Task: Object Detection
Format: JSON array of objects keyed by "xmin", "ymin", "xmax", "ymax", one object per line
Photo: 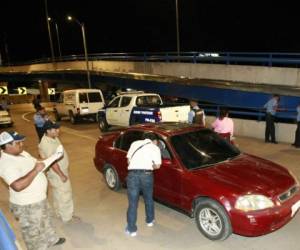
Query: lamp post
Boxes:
[
  {"xmin": 67, "ymin": 16, "xmax": 91, "ymax": 89},
  {"xmin": 44, "ymin": 0, "xmax": 55, "ymax": 61},
  {"xmin": 48, "ymin": 17, "xmax": 62, "ymax": 60},
  {"xmin": 175, "ymin": 0, "xmax": 180, "ymax": 58}
]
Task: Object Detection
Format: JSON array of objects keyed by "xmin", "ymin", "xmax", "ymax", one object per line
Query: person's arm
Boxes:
[
  {"xmin": 10, "ymin": 162, "xmax": 45, "ymax": 192},
  {"xmin": 51, "ymin": 162, "xmax": 68, "ymax": 182},
  {"xmin": 188, "ymin": 110, "xmax": 194, "ymax": 123},
  {"xmin": 152, "ymin": 146, "xmax": 162, "ymax": 170}
]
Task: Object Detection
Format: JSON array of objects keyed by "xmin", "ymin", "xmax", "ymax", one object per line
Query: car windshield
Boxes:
[{"xmin": 171, "ymin": 129, "xmax": 240, "ymax": 170}]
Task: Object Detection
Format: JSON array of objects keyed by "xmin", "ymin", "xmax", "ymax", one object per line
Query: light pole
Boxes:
[
  {"xmin": 67, "ymin": 15, "xmax": 91, "ymax": 89},
  {"xmin": 175, "ymin": 0, "xmax": 180, "ymax": 58},
  {"xmin": 48, "ymin": 17, "xmax": 62, "ymax": 60},
  {"xmin": 44, "ymin": 0, "xmax": 55, "ymax": 61}
]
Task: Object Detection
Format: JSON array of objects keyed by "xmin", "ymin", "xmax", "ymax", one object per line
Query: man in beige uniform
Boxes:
[
  {"xmin": 38, "ymin": 120, "xmax": 76, "ymax": 223},
  {"xmin": 0, "ymin": 131, "xmax": 65, "ymax": 250}
]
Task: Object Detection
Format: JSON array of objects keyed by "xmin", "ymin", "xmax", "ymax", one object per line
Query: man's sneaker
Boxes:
[
  {"xmin": 147, "ymin": 220, "xmax": 155, "ymax": 227},
  {"xmin": 125, "ymin": 228, "xmax": 137, "ymax": 237}
]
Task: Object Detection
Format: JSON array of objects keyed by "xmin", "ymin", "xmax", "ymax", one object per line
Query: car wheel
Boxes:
[
  {"xmin": 98, "ymin": 118, "xmax": 108, "ymax": 132},
  {"xmin": 69, "ymin": 111, "xmax": 76, "ymax": 124},
  {"xmin": 104, "ymin": 165, "xmax": 120, "ymax": 191},
  {"xmin": 194, "ymin": 199, "xmax": 232, "ymax": 241},
  {"xmin": 54, "ymin": 110, "xmax": 61, "ymax": 121}
]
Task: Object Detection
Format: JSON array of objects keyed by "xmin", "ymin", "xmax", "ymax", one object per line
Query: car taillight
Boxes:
[
  {"xmin": 154, "ymin": 111, "xmax": 162, "ymax": 121},
  {"xmin": 76, "ymin": 107, "xmax": 80, "ymax": 114}
]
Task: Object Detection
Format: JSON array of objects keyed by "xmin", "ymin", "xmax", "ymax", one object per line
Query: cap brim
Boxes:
[{"xmin": 13, "ymin": 134, "xmax": 26, "ymax": 141}]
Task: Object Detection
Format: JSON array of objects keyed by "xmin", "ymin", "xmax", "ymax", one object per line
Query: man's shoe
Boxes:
[
  {"xmin": 125, "ymin": 228, "xmax": 137, "ymax": 237},
  {"xmin": 146, "ymin": 220, "xmax": 155, "ymax": 227},
  {"xmin": 54, "ymin": 238, "xmax": 66, "ymax": 246},
  {"xmin": 271, "ymin": 141, "xmax": 278, "ymax": 144},
  {"xmin": 292, "ymin": 143, "xmax": 296, "ymax": 146}
]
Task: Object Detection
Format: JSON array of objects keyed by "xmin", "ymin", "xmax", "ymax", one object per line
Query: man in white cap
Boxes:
[
  {"xmin": 0, "ymin": 131, "xmax": 65, "ymax": 250},
  {"xmin": 39, "ymin": 120, "xmax": 78, "ymax": 223}
]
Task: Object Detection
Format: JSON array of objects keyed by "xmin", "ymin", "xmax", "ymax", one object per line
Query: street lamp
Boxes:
[
  {"xmin": 48, "ymin": 17, "xmax": 62, "ymax": 60},
  {"xmin": 44, "ymin": 0, "xmax": 55, "ymax": 62},
  {"xmin": 67, "ymin": 15, "xmax": 91, "ymax": 89},
  {"xmin": 175, "ymin": 0, "xmax": 180, "ymax": 58}
]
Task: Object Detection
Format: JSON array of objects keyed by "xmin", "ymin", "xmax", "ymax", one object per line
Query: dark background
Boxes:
[{"xmin": 0, "ymin": 1, "xmax": 299, "ymax": 62}]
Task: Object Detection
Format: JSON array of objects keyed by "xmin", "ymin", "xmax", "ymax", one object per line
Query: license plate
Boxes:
[
  {"xmin": 291, "ymin": 200, "xmax": 300, "ymax": 217},
  {"xmin": 81, "ymin": 108, "xmax": 89, "ymax": 114}
]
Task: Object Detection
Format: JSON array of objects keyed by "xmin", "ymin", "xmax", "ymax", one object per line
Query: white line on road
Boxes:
[{"xmin": 22, "ymin": 112, "xmax": 33, "ymax": 122}]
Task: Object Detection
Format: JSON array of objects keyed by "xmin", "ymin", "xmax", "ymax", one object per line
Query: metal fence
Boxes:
[{"xmin": 5, "ymin": 52, "xmax": 300, "ymax": 67}]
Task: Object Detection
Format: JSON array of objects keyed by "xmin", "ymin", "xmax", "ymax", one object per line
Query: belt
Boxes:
[{"xmin": 128, "ymin": 169, "xmax": 152, "ymax": 173}]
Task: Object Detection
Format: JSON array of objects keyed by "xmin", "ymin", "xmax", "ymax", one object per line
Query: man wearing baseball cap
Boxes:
[
  {"xmin": 39, "ymin": 120, "xmax": 78, "ymax": 223},
  {"xmin": 0, "ymin": 131, "xmax": 65, "ymax": 250}
]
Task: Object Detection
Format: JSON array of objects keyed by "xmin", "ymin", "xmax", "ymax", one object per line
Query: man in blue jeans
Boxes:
[{"xmin": 125, "ymin": 133, "xmax": 162, "ymax": 237}]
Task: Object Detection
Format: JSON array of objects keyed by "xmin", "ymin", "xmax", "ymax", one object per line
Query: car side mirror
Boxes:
[{"xmin": 162, "ymin": 158, "xmax": 173, "ymax": 166}]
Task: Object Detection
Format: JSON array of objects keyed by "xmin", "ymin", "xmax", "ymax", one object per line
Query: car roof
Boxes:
[
  {"xmin": 63, "ymin": 89, "xmax": 101, "ymax": 93},
  {"xmin": 118, "ymin": 92, "xmax": 159, "ymax": 97},
  {"xmin": 127, "ymin": 122, "xmax": 204, "ymax": 137}
]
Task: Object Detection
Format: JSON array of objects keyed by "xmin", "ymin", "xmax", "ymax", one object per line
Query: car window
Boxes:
[
  {"xmin": 120, "ymin": 96, "xmax": 132, "ymax": 107},
  {"xmin": 171, "ymin": 129, "xmax": 240, "ymax": 170},
  {"xmin": 88, "ymin": 92, "xmax": 102, "ymax": 103},
  {"xmin": 115, "ymin": 130, "xmax": 144, "ymax": 151},
  {"xmin": 108, "ymin": 97, "xmax": 121, "ymax": 108},
  {"xmin": 158, "ymin": 139, "xmax": 172, "ymax": 160},
  {"xmin": 136, "ymin": 95, "xmax": 162, "ymax": 106},
  {"xmin": 79, "ymin": 93, "xmax": 88, "ymax": 103}
]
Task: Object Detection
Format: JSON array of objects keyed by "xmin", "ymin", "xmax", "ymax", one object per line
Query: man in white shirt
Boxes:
[
  {"xmin": 125, "ymin": 133, "xmax": 161, "ymax": 237},
  {"xmin": 39, "ymin": 120, "xmax": 78, "ymax": 223},
  {"xmin": 0, "ymin": 131, "xmax": 65, "ymax": 250}
]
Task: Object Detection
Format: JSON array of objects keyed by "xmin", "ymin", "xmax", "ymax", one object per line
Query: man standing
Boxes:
[
  {"xmin": 0, "ymin": 131, "xmax": 65, "ymax": 250},
  {"xmin": 188, "ymin": 100, "xmax": 206, "ymax": 126},
  {"xmin": 125, "ymin": 133, "xmax": 161, "ymax": 237},
  {"xmin": 292, "ymin": 103, "xmax": 300, "ymax": 148},
  {"xmin": 38, "ymin": 120, "xmax": 77, "ymax": 223},
  {"xmin": 264, "ymin": 94, "xmax": 280, "ymax": 144},
  {"xmin": 33, "ymin": 106, "xmax": 48, "ymax": 141}
]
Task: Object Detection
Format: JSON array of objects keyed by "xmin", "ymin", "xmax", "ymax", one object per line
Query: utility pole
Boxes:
[{"xmin": 44, "ymin": 0, "xmax": 55, "ymax": 61}]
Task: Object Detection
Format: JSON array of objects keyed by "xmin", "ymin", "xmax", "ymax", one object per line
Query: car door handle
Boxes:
[
  {"xmin": 114, "ymin": 110, "xmax": 118, "ymax": 112},
  {"xmin": 125, "ymin": 110, "xmax": 129, "ymax": 112}
]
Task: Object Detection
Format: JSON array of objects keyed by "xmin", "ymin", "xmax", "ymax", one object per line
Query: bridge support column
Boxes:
[{"xmin": 39, "ymin": 81, "xmax": 49, "ymax": 102}]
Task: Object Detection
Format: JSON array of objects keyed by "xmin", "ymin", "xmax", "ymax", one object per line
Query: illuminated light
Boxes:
[
  {"xmin": 67, "ymin": 16, "xmax": 73, "ymax": 21},
  {"xmin": 47, "ymin": 17, "xmax": 51, "ymax": 21}
]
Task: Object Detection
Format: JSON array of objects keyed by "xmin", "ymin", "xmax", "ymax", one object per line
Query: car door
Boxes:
[
  {"xmin": 87, "ymin": 91, "xmax": 105, "ymax": 114},
  {"xmin": 119, "ymin": 96, "xmax": 132, "ymax": 126},
  {"xmin": 106, "ymin": 96, "xmax": 121, "ymax": 125},
  {"xmin": 112, "ymin": 130, "xmax": 145, "ymax": 181},
  {"xmin": 153, "ymin": 136, "xmax": 183, "ymax": 207}
]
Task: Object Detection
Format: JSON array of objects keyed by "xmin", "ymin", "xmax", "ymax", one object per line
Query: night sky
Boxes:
[{"xmin": 0, "ymin": 1, "xmax": 299, "ymax": 63}]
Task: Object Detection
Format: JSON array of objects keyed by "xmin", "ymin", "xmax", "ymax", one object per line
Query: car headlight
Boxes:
[{"xmin": 235, "ymin": 195, "xmax": 274, "ymax": 212}]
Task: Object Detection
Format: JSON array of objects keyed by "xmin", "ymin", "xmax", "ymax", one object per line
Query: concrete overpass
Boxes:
[{"xmin": 1, "ymin": 56, "xmax": 300, "ymax": 143}]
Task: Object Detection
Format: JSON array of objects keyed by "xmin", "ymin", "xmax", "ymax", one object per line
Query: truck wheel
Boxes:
[
  {"xmin": 54, "ymin": 110, "xmax": 61, "ymax": 121},
  {"xmin": 194, "ymin": 198, "xmax": 232, "ymax": 241},
  {"xmin": 98, "ymin": 118, "xmax": 108, "ymax": 132},
  {"xmin": 69, "ymin": 111, "xmax": 77, "ymax": 124}
]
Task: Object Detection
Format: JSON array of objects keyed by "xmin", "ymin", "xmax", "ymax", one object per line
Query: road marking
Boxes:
[
  {"xmin": 61, "ymin": 127, "xmax": 98, "ymax": 142},
  {"xmin": 22, "ymin": 112, "xmax": 33, "ymax": 122}
]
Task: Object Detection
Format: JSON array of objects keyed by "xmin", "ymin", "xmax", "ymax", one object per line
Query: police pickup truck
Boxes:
[{"xmin": 97, "ymin": 92, "xmax": 190, "ymax": 131}]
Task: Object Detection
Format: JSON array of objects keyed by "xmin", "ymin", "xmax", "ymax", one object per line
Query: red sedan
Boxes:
[{"xmin": 94, "ymin": 123, "xmax": 300, "ymax": 240}]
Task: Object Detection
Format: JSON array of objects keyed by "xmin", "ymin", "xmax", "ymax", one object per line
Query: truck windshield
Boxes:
[
  {"xmin": 136, "ymin": 95, "xmax": 162, "ymax": 106},
  {"xmin": 171, "ymin": 129, "xmax": 240, "ymax": 170}
]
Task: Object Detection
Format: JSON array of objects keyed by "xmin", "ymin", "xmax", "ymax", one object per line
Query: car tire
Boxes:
[
  {"xmin": 103, "ymin": 165, "xmax": 121, "ymax": 191},
  {"xmin": 69, "ymin": 111, "xmax": 76, "ymax": 124},
  {"xmin": 194, "ymin": 198, "xmax": 232, "ymax": 241},
  {"xmin": 98, "ymin": 118, "xmax": 108, "ymax": 132},
  {"xmin": 54, "ymin": 110, "xmax": 61, "ymax": 121}
]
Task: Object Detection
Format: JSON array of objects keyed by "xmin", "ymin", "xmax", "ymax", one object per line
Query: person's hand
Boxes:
[
  {"xmin": 60, "ymin": 174, "xmax": 68, "ymax": 183},
  {"xmin": 34, "ymin": 162, "xmax": 45, "ymax": 173}
]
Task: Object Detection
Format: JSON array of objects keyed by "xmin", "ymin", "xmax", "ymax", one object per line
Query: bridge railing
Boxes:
[
  {"xmin": 5, "ymin": 52, "xmax": 300, "ymax": 67},
  {"xmin": 197, "ymin": 102, "xmax": 298, "ymax": 123}
]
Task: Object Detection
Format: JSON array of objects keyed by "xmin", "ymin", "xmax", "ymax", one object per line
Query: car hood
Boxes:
[{"xmin": 192, "ymin": 154, "xmax": 296, "ymax": 197}]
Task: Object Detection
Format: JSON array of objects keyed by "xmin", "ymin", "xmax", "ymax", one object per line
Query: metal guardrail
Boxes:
[{"xmin": 4, "ymin": 52, "xmax": 300, "ymax": 67}]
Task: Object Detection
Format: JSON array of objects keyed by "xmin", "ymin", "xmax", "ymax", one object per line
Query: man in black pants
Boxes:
[{"xmin": 264, "ymin": 95, "xmax": 280, "ymax": 144}]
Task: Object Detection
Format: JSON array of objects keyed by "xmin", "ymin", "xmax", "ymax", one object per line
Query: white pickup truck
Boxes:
[{"xmin": 97, "ymin": 92, "xmax": 190, "ymax": 131}]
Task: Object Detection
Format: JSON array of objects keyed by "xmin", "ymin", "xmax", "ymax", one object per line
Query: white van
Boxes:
[{"xmin": 53, "ymin": 89, "xmax": 105, "ymax": 124}]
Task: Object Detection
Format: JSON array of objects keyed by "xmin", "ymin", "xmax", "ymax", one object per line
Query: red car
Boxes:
[{"xmin": 94, "ymin": 123, "xmax": 300, "ymax": 240}]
